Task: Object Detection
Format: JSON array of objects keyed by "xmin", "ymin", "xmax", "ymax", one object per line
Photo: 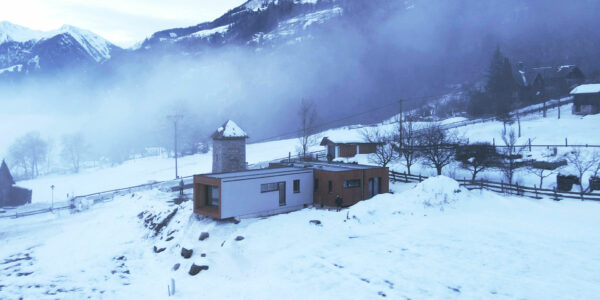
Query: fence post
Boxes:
[
  {"xmin": 553, "ymin": 187, "xmax": 559, "ymax": 201},
  {"xmin": 404, "ymin": 172, "xmax": 408, "ymax": 183},
  {"xmin": 534, "ymin": 185, "xmax": 538, "ymax": 199},
  {"xmin": 528, "ymin": 138, "xmax": 531, "ymax": 152},
  {"xmin": 565, "ymin": 138, "xmax": 568, "ymax": 147},
  {"xmin": 501, "ymin": 181, "xmax": 504, "ymax": 194},
  {"xmin": 419, "ymin": 174, "xmax": 422, "ymax": 182}
]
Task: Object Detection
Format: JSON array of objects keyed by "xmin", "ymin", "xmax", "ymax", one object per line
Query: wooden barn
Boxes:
[
  {"xmin": 571, "ymin": 84, "xmax": 600, "ymax": 115},
  {"xmin": 515, "ymin": 64, "xmax": 586, "ymax": 102},
  {"xmin": 0, "ymin": 160, "xmax": 32, "ymax": 207},
  {"xmin": 320, "ymin": 137, "xmax": 380, "ymax": 159}
]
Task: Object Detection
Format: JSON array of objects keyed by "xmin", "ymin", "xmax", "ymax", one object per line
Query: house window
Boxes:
[
  {"xmin": 261, "ymin": 182, "xmax": 279, "ymax": 193},
  {"xmin": 206, "ymin": 186, "xmax": 219, "ymax": 206},
  {"xmin": 344, "ymin": 179, "xmax": 361, "ymax": 189},
  {"xmin": 328, "ymin": 181, "xmax": 333, "ymax": 194},
  {"xmin": 314, "ymin": 179, "xmax": 319, "ymax": 192},
  {"xmin": 293, "ymin": 180, "xmax": 300, "ymax": 193}
]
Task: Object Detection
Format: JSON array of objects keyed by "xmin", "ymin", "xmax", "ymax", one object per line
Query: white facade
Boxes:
[{"xmin": 219, "ymin": 168, "xmax": 314, "ymax": 219}]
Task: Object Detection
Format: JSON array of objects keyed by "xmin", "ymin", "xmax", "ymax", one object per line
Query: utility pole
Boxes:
[{"xmin": 167, "ymin": 114, "xmax": 183, "ymax": 179}]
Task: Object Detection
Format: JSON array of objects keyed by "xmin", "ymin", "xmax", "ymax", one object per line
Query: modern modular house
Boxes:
[
  {"xmin": 273, "ymin": 162, "xmax": 389, "ymax": 207},
  {"xmin": 193, "ymin": 167, "xmax": 314, "ymax": 219}
]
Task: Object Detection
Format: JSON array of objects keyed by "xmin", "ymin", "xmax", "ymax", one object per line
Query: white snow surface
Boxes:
[
  {"xmin": 177, "ymin": 25, "xmax": 229, "ymax": 41},
  {"xmin": 0, "ymin": 21, "xmax": 46, "ymax": 43},
  {"xmin": 217, "ymin": 120, "xmax": 248, "ymax": 138},
  {"xmin": 244, "ymin": 0, "xmax": 319, "ymax": 11},
  {"xmin": 571, "ymin": 84, "xmax": 600, "ymax": 95},
  {"xmin": 0, "ymin": 64, "xmax": 22, "ymax": 74},
  {"xmin": 1, "ymin": 178, "xmax": 599, "ymax": 298}
]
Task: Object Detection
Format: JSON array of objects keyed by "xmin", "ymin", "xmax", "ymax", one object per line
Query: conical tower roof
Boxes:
[
  {"xmin": 0, "ymin": 159, "xmax": 15, "ymax": 186},
  {"xmin": 212, "ymin": 120, "xmax": 248, "ymax": 140}
]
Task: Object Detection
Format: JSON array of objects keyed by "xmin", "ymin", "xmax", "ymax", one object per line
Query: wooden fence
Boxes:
[{"xmin": 389, "ymin": 170, "xmax": 600, "ymax": 201}]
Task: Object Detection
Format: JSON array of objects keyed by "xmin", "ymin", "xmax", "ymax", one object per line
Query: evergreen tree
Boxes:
[{"xmin": 485, "ymin": 47, "xmax": 517, "ymax": 119}]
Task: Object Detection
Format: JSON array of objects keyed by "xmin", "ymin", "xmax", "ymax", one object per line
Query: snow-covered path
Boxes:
[{"xmin": 1, "ymin": 178, "xmax": 599, "ymax": 299}]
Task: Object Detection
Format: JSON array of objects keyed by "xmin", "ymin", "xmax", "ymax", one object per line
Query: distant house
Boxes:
[
  {"xmin": 320, "ymin": 137, "xmax": 380, "ymax": 159},
  {"xmin": 571, "ymin": 84, "xmax": 600, "ymax": 115},
  {"xmin": 515, "ymin": 63, "xmax": 586, "ymax": 102},
  {"xmin": 0, "ymin": 160, "xmax": 32, "ymax": 207}
]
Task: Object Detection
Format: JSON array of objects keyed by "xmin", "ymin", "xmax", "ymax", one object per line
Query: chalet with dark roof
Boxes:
[
  {"xmin": 0, "ymin": 160, "xmax": 32, "ymax": 207},
  {"xmin": 515, "ymin": 63, "xmax": 585, "ymax": 102}
]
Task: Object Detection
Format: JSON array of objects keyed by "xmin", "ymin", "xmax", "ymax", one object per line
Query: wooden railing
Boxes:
[{"xmin": 389, "ymin": 170, "xmax": 600, "ymax": 201}]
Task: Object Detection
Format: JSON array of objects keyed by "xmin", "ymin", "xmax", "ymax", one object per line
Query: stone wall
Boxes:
[{"xmin": 212, "ymin": 138, "xmax": 246, "ymax": 173}]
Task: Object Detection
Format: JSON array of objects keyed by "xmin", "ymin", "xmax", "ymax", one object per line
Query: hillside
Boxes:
[{"xmin": 1, "ymin": 177, "xmax": 598, "ymax": 298}]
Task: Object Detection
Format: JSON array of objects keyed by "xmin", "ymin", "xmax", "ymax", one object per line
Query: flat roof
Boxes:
[
  {"xmin": 197, "ymin": 167, "xmax": 313, "ymax": 182},
  {"xmin": 275, "ymin": 161, "xmax": 382, "ymax": 172}
]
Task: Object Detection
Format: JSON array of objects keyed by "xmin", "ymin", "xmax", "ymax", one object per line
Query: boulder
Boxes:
[
  {"xmin": 201, "ymin": 253, "xmax": 206, "ymax": 257},
  {"xmin": 235, "ymin": 236, "xmax": 245, "ymax": 241},
  {"xmin": 189, "ymin": 264, "xmax": 209, "ymax": 276},
  {"xmin": 153, "ymin": 246, "xmax": 166, "ymax": 253},
  {"xmin": 199, "ymin": 232, "xmax": 210, "ymax": 241},
  {"xmin": 172, "ymin": 263, "xmax": 180, "ymax": 271},
  {"xmin": 309, "ymin": 220, "xmax": 322, "ymax": 226},
  {"xmin": 181, "ymin": 247, "xmax": 193, "ymax": 259}
]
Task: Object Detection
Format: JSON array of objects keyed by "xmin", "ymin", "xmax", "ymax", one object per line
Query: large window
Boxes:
[
  {"xmin": 293, "ymin": 180, "xmax": 300, "ymax": 193},
  {"xmin": 344, "ymin": 179, "xmax": 361, "ymax": 189},
  {"xmin": 206, "ymin": 186, "xmax": 219, "ymax": 206},
  {"xmin": 328, "ymin": 181, "xmax": 333, "ymax": 194},
  {"xmin": 261, "ymin": 182, "xmax": 279, "ymax": 193},
  {"xmin": 314, "ymin": 179, "xmax": 319, "ymax": 192}
]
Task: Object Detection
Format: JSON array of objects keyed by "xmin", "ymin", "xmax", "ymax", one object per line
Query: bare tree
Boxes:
[
  {"xmin": 566, "ymin": 149, "xmax": 599, "ymax": 195},
  {"xmin": 417, "ymin": 123, "xmax": 459, "ymax": 176},
  {"xmin": 392, "ymin": 115, "xmax": 419, "ymax": 175},
  {"xmin": 61, "ymin": 133, "xmax": 89, "ymax": 173},
  {"xmin": 362, "ymin": 128, "xmax": 397, "ymax": 167},
  {"xmin": 499, "ymin": 127, "xmax": 525, "ymax": 185},
  {"xmin": 8, "ymin": 131, "xmax": 48, "ymax": 179},
  {"xmin": 527, "ymin": 164, "xmax": 563, "ymax": 189},
  {"xmin": 298, "ymin": 99, "xmax": 318, "ymax": 159},
  {"xmin": 456, "ymin": 143, "xmax": 499, "ymax": 181}
]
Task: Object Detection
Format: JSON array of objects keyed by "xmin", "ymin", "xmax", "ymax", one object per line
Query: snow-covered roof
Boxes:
[
  {"xmin": 212, "ymin": 120, "xmax": 248, "ymax": 140},
  {"xmin": 570, "ymin": 84, "xmax": 600, "ymax": 95}
]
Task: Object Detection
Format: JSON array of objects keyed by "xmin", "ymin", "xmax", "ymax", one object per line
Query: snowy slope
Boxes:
[
  {"xmin": 1, "ymin": 178, "xmax": 599, "ymax": 298},
  {"xmin": 244, "ymin": 0, "xmax": 319, "ymax": 11},
  {"xmin": 0, "ymin": 21, "xmax": 46, "ymax": 43},
  {"xmin": 49, "ymin": 25, "xmax": 114, "ymax": 62}
]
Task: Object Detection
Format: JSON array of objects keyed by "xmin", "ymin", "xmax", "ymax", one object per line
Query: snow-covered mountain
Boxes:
[{"xmin": 0, "ymin": 22, "xmax": 122, "ymax": 78}]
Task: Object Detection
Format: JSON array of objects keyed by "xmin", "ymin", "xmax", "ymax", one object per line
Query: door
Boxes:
[
  {"xmin": 278, "ymin": 182, "xmax": 286, "ymax": 206},
  {"xmin": 368, "ymin": 177, "xmax": 380, "ymax": 198}
]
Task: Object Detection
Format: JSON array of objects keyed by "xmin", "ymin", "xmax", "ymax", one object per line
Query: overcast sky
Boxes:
[{"xmin": 0, "ymin": 0, "xmax": 247, "ymax": 47}]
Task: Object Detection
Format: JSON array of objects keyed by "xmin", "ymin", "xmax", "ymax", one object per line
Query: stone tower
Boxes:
[{"xmin": 212, "ymin": 120, "xmax": 248, "ymax": 173}]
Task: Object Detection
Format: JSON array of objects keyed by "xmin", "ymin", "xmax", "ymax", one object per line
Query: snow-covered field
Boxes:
[{"xmin": 1, "ymin": 177, "xmax": 599, "ymax": 299}]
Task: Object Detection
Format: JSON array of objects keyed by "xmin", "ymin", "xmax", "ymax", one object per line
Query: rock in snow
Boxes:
[
  {"xmin": 181, "ymin": 247, "xmax": 193, "ymax": 259},
  {"xmin": 189, "ymin": 264, "xmax": 209, "ymax": 276},
  {"xmin": 199, "ymin": 232, "xmax": 209, "ymax": 241}
]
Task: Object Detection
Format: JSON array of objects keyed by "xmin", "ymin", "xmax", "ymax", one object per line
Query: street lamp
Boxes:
[{"xmin": 50, "ymin": 185, "xmax": 55, "ymax": 210}]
